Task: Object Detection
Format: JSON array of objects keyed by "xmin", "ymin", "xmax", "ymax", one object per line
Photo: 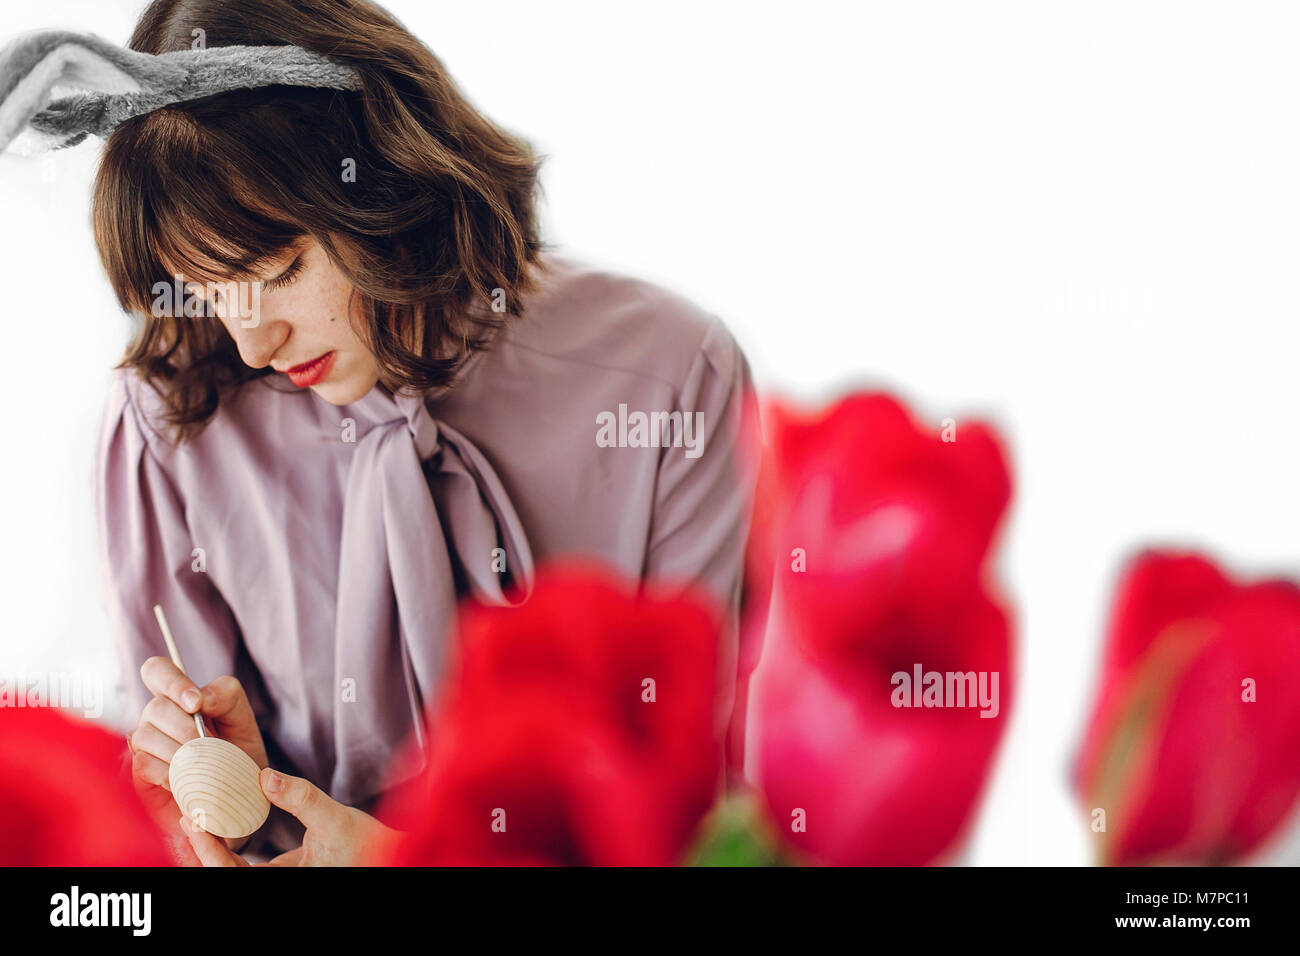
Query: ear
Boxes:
[
  {"xmin": 0, "ymin": 30, "xmax": 362, "ymax": 156},
  {"xmin": 0, "ymin": 31, "xmax": 151, "ymax": 153}
]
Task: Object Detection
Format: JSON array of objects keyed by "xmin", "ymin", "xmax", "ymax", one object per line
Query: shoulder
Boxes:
[
  {"xmin": 103, "ymin": 366, "xmax": 176, "ymax": 460},
  {"xmin": 103, "ymin": 366, "xmax": 277, "ymax": 465},
  {"xmin": 502, "ymin": 252, "xmax": 746, "ymax": 393}
]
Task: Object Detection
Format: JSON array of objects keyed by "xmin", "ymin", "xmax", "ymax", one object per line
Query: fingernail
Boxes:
[
  {"xmin": 265, "ymin": 770, "xmax": 284, "ymax": 793},
  {"xmin": 181, "ymin": 689, "xmax": 200, "ymax": 711},
  {"xmin": 178, "ymin": 816, "xmax": 190, "ymax": 833}
]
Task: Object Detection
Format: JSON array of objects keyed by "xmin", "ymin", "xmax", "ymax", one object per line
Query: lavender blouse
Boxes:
[{"xmin": 96, "ymin": 252, "xmax": 757, "ymax": 840}]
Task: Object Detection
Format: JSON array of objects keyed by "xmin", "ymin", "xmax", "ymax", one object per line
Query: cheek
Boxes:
[
  {"xmin": 275, "ymin": 285, "xmax": 352, "ymax": 338},
  {"xmin": 336, "ymin": 290, "xmax": 364, "ymax": 335},
  {"xmin": 318, "ymin": 279, "xmax": 364, "ymax": 336},
  {"xmin": 338, "ymin": 294, "xmax": 379, "ymax": 363}
]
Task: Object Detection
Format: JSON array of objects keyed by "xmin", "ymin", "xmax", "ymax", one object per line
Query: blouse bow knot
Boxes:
[{"xmin": 329, "ymin": 388, "xmax": 534, "ymax": 806}]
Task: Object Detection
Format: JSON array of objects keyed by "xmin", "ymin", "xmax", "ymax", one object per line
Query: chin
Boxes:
[{"xmin": 313, "ymin": 375, "xmax": 379, "ymax": 406}]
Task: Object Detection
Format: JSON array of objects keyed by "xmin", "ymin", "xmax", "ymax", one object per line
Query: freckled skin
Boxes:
[{"xmin": 212, "ymin": 239, "xmax": 381, "ymax": 405}]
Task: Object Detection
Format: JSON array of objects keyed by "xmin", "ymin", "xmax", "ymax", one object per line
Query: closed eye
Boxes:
[{"xmin": 263, "ymin": 255, "xmax": 305, "ymax": 292}]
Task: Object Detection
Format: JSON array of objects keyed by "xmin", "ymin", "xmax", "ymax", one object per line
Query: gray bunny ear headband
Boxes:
[{"xmin": 0, "ymin": 30, "xmax": 362, "ymax": 154}]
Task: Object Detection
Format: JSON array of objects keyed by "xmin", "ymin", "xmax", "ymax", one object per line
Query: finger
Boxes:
[
  {"xmin": 140, "ymin": 657, "xmax": 202, "ymax": 713},
  {"xmin": 261, "ymin": 847, "xmax": 305, "ymax": 867},
  {"xmin": 179, "ymin": 815, "xmax": 249, "ymax": 868},
  {"xmin": 200, "ymin": 675, "xmax": 254, "ymax": 723},
  {"xmin": 143, "ymin": 694, "xmax": 201, "ymax": 743},
  {"xmin": 131, "ymin": 749, "xmax": 172, "ymax": 791},
  {"xmin": 165, "ymin": 833, "xmax": 203, "ymax": 869},
  {"xmin": 129, "ymin": 721, "xmax": 184, "ymax": 763},
  {"xmin": 261, "ymin": 769, "xmax": 335, "ymax": 827},
  {"xmin": 133, "ymin": 770, "xmax": 179, "ymax": 818}
]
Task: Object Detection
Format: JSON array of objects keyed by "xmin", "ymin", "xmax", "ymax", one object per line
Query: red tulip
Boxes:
[
  {"xmin": 379, "ymin": 565, "xmax": 724, "ymax": 865},
  {"xmin": 726, "ymin": 387, "xmax": 771, "ymax": 779},
  {"xmin": 1075, "ymin": 551, "xmax": 1300, "ymax": 864},
  {"xmin": 763, "ymin": 395, "xmax": 1009, "ymax": 658},
  {"xmin": 381, "ymin": 689, "xmax": 682, "ymax": 865},
  {"xmin": 744, "ymin": 393, "xmax": 1014, "ymax": 865},
  {"xmin": 0, "ymin": 706, "xmax": 170, "ymax": 866}
]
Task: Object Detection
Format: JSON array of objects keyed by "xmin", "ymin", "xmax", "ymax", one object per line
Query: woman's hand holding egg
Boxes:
[{"xmin": 128, "ymin": 658, "xmax": 269, "ymax": 862}]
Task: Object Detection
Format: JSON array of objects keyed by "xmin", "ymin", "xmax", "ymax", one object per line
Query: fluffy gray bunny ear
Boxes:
[
  {"xmin": 0, "ymin": 30, "xmax": 361, "ymax": 155},
  {"xmin": 0, "ymin": 32, "xmax": 156, "ymax": 153}
]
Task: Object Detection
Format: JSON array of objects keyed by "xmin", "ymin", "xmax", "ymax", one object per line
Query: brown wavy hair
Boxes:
[{"xmin": 93, "ymin": 0, "xmax": 544, "ymax": 440}]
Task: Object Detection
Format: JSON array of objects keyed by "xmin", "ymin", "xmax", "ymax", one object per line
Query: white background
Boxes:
[{"xmin": 2, "ymin": 1, "xmax": 1298, "ymax": 866}]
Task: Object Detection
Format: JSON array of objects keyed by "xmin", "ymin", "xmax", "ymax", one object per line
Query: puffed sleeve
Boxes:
[
  {"xmin": 95, "ymin": 371, "xmax": 242, "ymax": 734},
  {"xmin": 643, "ymin": 316, "xmax": 760, "ymax": 734}
]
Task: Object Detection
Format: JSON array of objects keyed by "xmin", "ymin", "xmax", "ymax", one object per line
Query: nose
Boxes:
[{"xmin": 226, "ymin": 310, "xmax": 291, "ymax": 370}]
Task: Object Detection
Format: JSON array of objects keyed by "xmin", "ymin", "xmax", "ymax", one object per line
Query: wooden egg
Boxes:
[{"xmin": 169, "ymin": 736, "xmax": 270, "ymax": 840}]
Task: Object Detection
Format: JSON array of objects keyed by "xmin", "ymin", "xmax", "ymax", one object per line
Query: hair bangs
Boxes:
[{"xmin": 94, "ymin": 108, "xmax": 304, "ymax": 314}]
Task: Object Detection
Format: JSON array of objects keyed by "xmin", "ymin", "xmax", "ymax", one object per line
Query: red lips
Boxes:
[{"xmin": 286, "ymin": 351, "xmax": 335, "ymax": 388}]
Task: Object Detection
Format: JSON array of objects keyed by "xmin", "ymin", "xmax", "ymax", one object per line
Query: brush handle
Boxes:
[{"xmin": 152, "ymin": 604, "xmax": 207, "ymax": 739}]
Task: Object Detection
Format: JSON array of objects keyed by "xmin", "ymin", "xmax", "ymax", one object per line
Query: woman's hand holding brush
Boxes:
[
  {"xmin": 128, "ymin": 659, "xmax": 269, "ymax": 863},
  {"xmin": 131, "ymin": 660, "xmax": 269, "ymax": 777},
  {"xmin": 130, "ymin": 605, "xmax": 395, "ymax": 866}
]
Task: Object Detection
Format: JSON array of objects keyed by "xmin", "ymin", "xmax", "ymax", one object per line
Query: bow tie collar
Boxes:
[{"xmin": 327, "ymin": 385, "xmax": 534, "ymax": 806}]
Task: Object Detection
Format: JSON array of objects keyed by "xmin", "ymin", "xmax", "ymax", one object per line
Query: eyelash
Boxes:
[{"xmin": 263, "ymin": 256, "xmax": 304, "ymax": 291}]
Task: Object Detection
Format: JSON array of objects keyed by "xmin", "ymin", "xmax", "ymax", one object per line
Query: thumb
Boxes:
[
  {"xmin": 199, "ymin": 675, "xmax": 254, "ymax": 722},
  {"xmin": 260, "ymin": 768, "xmax": 338, "ymax": 828}
]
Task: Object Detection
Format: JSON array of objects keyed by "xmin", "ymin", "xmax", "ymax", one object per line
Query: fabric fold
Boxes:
[{"xmin": 330, "ymin": 387, "xmax": 534, "ymax": 806}]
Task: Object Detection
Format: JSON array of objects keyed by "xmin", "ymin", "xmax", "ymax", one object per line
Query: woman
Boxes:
[{"xmin": 94, "ymin": 0, "xmax": 756, "ymax": 864}]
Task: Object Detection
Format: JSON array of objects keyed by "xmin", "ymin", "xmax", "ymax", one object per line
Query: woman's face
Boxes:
[{"xmin": 212, "ymin": 238, "xmax": 381, "ymax": 405}]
